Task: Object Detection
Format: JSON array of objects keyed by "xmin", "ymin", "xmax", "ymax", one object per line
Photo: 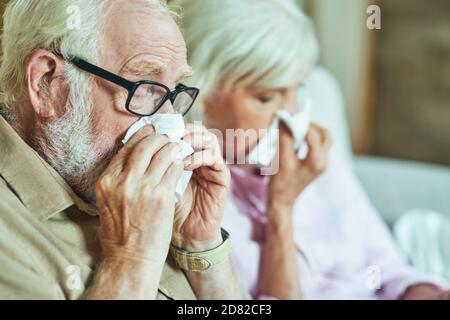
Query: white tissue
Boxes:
[
  {"xmin": 122, "ymin": 114, "xmax": 194, "ymax": 202},
  {"xmin": 247, "ymin": 98, "xmax": 312, "ymax": 167}
]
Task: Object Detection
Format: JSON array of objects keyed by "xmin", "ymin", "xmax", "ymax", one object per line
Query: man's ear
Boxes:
[{"xmin": 26, "ymin": 49, "xmax": 68, "ymax": 120}]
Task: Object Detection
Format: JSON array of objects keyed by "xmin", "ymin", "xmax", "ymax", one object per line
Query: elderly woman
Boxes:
[{"xmin": 172, "ymin": 0, "xmax": 449, "ymax": 299}]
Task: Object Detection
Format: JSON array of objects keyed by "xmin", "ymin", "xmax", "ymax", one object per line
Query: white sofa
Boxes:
[{"xmin": 307, "ymin": 66, "xmax": 450, "ymax": 226}]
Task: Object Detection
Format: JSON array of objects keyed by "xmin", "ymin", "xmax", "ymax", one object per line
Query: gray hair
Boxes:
[
  {"xmin": 0, "ymin": 0, "xmax": 168, "ymax": 117},
  {"xmin": 171, "ymin": 0, "xmax": 319, "ymax": 120}
]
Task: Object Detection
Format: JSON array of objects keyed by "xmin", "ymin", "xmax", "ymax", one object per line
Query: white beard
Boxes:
[{"xmin": 33, "ymin": 82, "xmax": 118, "ymax": 204}]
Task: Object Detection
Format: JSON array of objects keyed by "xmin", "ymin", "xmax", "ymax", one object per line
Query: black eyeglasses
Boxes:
[{"xmin": 57, "ymin": 54, "xmax": 199, "ymax": 117}]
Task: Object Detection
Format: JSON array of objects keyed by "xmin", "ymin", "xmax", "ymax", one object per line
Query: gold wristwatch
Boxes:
[{"xmin": 170, "ymin": 228, "xmax": 232, "ymax": 272}]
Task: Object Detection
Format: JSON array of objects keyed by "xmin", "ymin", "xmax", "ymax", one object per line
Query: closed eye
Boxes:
[{"xmin": 258, "ymin": 95, "xmax": 276, "ymax": 103}]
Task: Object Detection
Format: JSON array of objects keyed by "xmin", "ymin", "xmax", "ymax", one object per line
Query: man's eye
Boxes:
[{"xmin": 147, "ymin": 86, "xmax": 157, "ymax": 94}]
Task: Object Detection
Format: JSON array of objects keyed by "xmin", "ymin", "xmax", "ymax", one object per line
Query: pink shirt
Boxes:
[{"xmin": 222, "ymin": 152, "xmax": 446, "ymax": 299}]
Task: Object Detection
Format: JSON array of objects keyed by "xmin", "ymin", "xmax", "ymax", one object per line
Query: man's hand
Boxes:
[
  {"xmin": 87, "ymin": 125, "xmax": 184, "ymax": 299},
  {"xmin": 172, "ymin": 124, "xmax": 230, "ymax": 252},
  {"xmin": 96, "ymin": 125, "xmax": 184, "ymax": 260},
  {"xmin": 168, "ymin": 124, "xmax": 246, "ymax": 300}
]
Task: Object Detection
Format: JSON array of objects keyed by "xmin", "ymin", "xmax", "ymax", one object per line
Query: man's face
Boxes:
[
  {"xmin": 91, "ymin": 1, "xmax": 191, "ymax": 158},
  {"xmin": 41, "ymin": 1, "xmax": 191, "ymax": 203}
]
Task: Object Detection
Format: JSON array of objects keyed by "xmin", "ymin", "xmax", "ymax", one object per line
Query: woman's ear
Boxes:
[{"xmin": 26, "ymin": 49, "xmax": 68, "ymax": 120}]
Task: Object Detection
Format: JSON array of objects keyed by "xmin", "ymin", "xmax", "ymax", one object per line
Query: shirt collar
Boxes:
[{"xmin": 0, "ymin": 116, "xmax": 97, "ymax": 220}]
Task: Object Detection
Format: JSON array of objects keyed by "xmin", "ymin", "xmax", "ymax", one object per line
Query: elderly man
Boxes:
[{"xmin": 0, "ymin": 0, "xmax": 246, "ymax": 299}]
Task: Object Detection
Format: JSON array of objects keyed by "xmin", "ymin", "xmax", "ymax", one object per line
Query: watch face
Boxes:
[
  {"xmin": 173, "ymin": 250, "xmax": 211, "ymax": 271},
  {"xmin": 187, "ymin": 257, "xmax": 211, "ymax": 271}
]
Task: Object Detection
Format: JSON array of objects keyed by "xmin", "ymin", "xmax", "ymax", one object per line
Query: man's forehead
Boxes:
[
  {"xmin": 122, "ymin": 59, "xmax": 167, "ymax": 76},
  {"xmin": 122, "ymin": 58, "xmax": 193, "ymax": 82},
  {"xmin": 103, "ymin": 0, "xmax": 187, "ymax": 75}
]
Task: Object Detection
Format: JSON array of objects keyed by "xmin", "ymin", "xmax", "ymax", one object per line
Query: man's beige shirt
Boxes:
[{"xmin": 0, "ymin": 116, "xmax": 196, "ymax": 300}]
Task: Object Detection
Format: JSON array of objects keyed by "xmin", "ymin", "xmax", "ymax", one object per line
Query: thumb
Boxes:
[{"xmin": 278, "ymin": 122, "xmax": 296, "ymax": 158}]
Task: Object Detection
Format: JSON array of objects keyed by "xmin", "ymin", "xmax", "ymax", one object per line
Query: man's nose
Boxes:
[{"xmin": 157, "ymin": 99, "xmax": 176, "ymax": 114}]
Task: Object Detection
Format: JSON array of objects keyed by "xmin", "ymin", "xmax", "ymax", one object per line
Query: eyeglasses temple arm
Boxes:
[{"xmin": 70, "ymin": 57, "xmax": 135, "ymax": 91}]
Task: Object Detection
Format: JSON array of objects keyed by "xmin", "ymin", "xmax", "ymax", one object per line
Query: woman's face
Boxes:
[{"xmin": 203, "ymin": 83, "xmax": 302, "ymax": 161}]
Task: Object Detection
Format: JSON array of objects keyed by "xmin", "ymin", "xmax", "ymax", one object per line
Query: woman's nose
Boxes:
[
  {"xmin": 281, "ymin": 88, "xmax": 299, "ymax": 114},
  {"xmin": 282, "ymin": 98, "xmax": 299, "ymax": 115},
  {"xmin": 285, "ymin": 102, "xmax": 299, "ymax": 114}
]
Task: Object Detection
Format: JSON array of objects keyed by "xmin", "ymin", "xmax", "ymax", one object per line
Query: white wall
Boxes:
[{"xmin": 303, "ymin": 0, "xmax": 374, "ymax": 152}]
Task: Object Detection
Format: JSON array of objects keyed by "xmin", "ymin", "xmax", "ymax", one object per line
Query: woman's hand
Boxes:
[
  {"xmin": 258, "ymin": 122, "xmax": 332, "ymax": 300},
  {"xmin": 401, "ymin": 284, "xmax": 450, "ymax": 300},
  {"xmin": 268, "ymin": 122, "xmax": 332, "ymax": 215},
  {"xmin": 172, "ymin": 124, "xmax": 230, "ymax": 252}
]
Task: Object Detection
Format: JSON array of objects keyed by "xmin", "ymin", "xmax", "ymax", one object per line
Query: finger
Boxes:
[
  {"xmin": 302, "ymin": 125, "xmax": 325, "ymax": 166},
  {"xmin": 278, "ymin": 122, "xmax": 297, "ymax": 159},
  {"xmin": 159, "ymin": 159, "xmax": 185, "ymax": 192},
  {"xmin": 310, "ymin": 123, "xmax": 333, "ymax": 150},
  {"xmin": 145, "ymin": 142, "xmax": 182, "ymax": 184},
  {"xmin": 106, "ymin": 124, "xmax": 156, "ymax": 174},
  {"xmin": 182, "ymin": 131, "xmax": 217, "ymax": 151},
  {"xmin": 121, "ymin": 124, "xmax": 156, "ymax": 155},
  {"xmin": 182, "ymin": 131, "xmax": 223, "ymax": 167},
  {"xmin": 302, "ymin": 125, "xmax": 330, "ymax": 174},
  {"xmin": 183, "ymin": 149, "xmax": 223, "ymax": 171},
  {"xmin": 123, "ymin": 134, "xmax": 171, "ymax": 177}
]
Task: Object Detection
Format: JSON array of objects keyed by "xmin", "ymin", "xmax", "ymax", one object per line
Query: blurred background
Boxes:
[{"xmin": 300, "ymin": 0, "xmax": 450, "ymax": 165}]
